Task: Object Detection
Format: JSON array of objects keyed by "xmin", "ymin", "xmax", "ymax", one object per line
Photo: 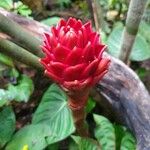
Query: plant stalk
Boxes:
[
  {"xmin": 119, "ymin": 0, "xmax": 148, "ymax": 63},
  {"xmin": 0, "ymin": 39, "xmax": 43, "ymax": 71},
  {"xmin": 0, "ymin": 13, "xmax": 43, "ymax": 57},
  {"xmin": 67, "ymin": 90, "xmax": 89, "ymax": 137}
]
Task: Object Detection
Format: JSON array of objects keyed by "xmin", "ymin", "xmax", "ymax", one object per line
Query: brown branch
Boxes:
[{"xmin": 91, "ymin": 0, "xmax": 101, "ymax": 32}]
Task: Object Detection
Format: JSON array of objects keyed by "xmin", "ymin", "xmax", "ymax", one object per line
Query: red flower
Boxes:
[{"xmin": 40, "ymin": 17, "xmax": 110, "ymax": 90}]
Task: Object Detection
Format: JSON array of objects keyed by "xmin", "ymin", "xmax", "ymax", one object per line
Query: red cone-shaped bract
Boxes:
[{"xmin": 40, "ymin": 17, "xmax": 110, "ymax": 90}]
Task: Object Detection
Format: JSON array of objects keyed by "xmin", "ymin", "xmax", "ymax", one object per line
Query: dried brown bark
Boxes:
[{"xmin": 0, "ymin": 9, "xmax": 150, "ymax": 150}]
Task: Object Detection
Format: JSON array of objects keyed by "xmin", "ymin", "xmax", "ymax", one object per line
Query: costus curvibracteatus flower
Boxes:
[{"xmin": 40, "ymin": 17, "xmax": 110, "ymax": 91}]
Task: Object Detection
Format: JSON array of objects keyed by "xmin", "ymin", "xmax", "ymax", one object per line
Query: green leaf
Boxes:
[
  {"xmin": 17, "ymin": 2, "xmax": 32, "ymax": 17},
  {"xmin": 107, "ymin": 24, "xmax": 150, "ymax": 61},
  {"xmin": 86, "ymin": 97, "xmax": 96, "ymax": 113},
  {"xmin": 136, "ymin": 67, "xmax": 148, "ymax": 79},
  {"xmin": 32, "ymin": 84, "xmax": 75, "ymax": 144},
  {"xmin": 71, "ymin": 136, "xmax": 101, "ymax": 150},
  {"xmin": 0, "ymin": 75, "xmax": 34, "ymax": 106},
  {"xmin": 0, "ymin": 0, "xmax": 13, "ymax": 10},
  {"xmin": 139, "ymin": 21, "xmax": 150, "ymax": 44},
  {"xmin": 94, "ymin": 114, "xmax": 116, "ymax": 150},
  {"xmin": 130, "ymin": 35, "xmax": 150, "ymax": 61},
  {"xmin": 114, "ymin": 124, "xmax": 125, "ymax": 150},
  {"xmin": 0, "ymin": 106, "xmax": 16, "ymax": 149},
  {"xmin": 120, "ymin": 131, "xmax": 136, "ymax": 150},
  {"xmin": 46, "ymin": 143, "xmax": 59, "ymax": 150},
  {"xmin": 57, "ymin": 0, "xmax": 71, "ymax": 5},
  {"xmin": 41, "ymin": 17, "xmax": 61, "ymax": 26},
  {"xmin": 7, "ymin": 75, "xmax": 34, "ymax": 102},
  {"xmin": 0, "ymin": 89, "xmax": 9, "ymax": 107},
  {"xmin": 107, "ymin": 25, "xmax": 123, "ymax": 58},
  {"xmin": 6, "ymin": 124, "xmax": 55, "ymax": 150},
  {"xmin": 0, "ymin": 53, "xmax": 14, "ymax": 67},
  {"xmin": 9, "ymin": 68, "xmax": 19, "ymax": 78}
]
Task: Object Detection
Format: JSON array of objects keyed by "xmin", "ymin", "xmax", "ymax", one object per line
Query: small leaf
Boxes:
[
  {"xmin": 136, "ymin": 67, "xmax": 148, "ymax": 79},
  {"xmin": 120, "ymin": 131, "xmax": 136, "ymax": 150},
  {"xmin": 0, "ymin": 89, "xmax": 9, "ymax": 107},
  {"xmin": 17, "ymin": 3, "xmax": 32, "ymax": 17},
  {"xmin": 32, "ymin": 84, "xmax": 75, "ymax": 144},
  {"xmin": 71, "ymin": 135, "xmax": 101, "ymax": 150},
  {"xmin": 41, "ymin": 17, "xmax": 61, "ymax": 26},
  {"xmin": 86, "ymin": 97, "xmax": 96, "ymax": 113},
  {"xmin": 7, "ymin": 75, "xmax": 34, "ymax": 102},
  {"xmin": 0, "ymin": 75, "xmax": 34, "ymax": 106},
  {"xmin": 57, "ymin": 0, "xmax": 71, "ymax": 5},
  {"xmin": 6, "ymin": 124, "xmax": 55, "ymax": 150},
  {"xmin": 94, "ymin": 114, "xmax": 116, "ymax": 150},
  {"xmin": 0, "ymin": 106, "xmax": 16, "ymax": 149}
]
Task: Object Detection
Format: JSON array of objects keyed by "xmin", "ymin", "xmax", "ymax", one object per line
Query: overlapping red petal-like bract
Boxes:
[{"xmin": 40, "ymin": 17, "xmax": 110, "ymax": 90}]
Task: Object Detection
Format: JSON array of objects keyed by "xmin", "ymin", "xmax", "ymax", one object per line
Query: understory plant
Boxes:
[
  {"xmin": 0, "ymin": 17, "xmax": 136, "ymax": 150},
  {"xmin": 40, "ymin": 17, "xmax": 110, "ymax": 137}
]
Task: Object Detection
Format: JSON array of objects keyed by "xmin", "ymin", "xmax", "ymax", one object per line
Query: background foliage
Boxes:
[{"xmin": 1, "ymin": 0, "xmax": 150, "ymax": 149}]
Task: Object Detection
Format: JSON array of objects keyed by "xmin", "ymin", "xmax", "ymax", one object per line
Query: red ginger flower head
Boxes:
[{"xmin": 40, "ymin": 17, "xmax": 110, "ymax": 91}]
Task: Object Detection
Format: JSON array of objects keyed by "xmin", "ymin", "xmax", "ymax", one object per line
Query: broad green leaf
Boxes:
[
  {"xmin": 41, "ymin": 17, "xmax": 61, "ymax": 26},
  {"xmin": 86, "ymin": 97, "xmax": 96, "ymax": 113},
  {"xmin": 0, "ymin": 53, "xmax": 14, "ymax": 67},
  {"xmin": 130, "ymin": 35, "xmax": 150, "ymax": 61},
  {"xmin": 107, "ymin": 25, "xmax": 123, "ymax": 58},
  {"xmin": 107, "ymin": 25, "xmax": 150, "ymax": 61},
  {"xmin": 32, "ymin": 84, "xmax": 75, "ymax": 144},
  {"xmin": 0, "ymin": 106, "xmax": 16, "ymax": 149},
  {"xmin": 6, "ymin": 124, "xmax": 55, "ymax": 150},
  {"xmin": 71, "ymin": 136, "xmax": 101, "ymax": 150},
  {"xmin": 7, "ymin": 75, "xmax": 34, "ymax": 102},
  {"xmin": 94, "ymin": 114, "xmax": 116, "ymax": 150},
  {"xmin": 120, "ymin": 131, "xmax": 136, "ymax": 150},
  {"xmin": 139, "ymin": 21, "xmax": 150, "ymax": 44}
]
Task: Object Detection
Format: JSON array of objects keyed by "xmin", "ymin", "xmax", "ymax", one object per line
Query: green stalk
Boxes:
[
  {"xmin": 119, "ymin": 0, "xmax": 148, "ymax": 63},
  {"xmin": 0, "ymin": 13, "xmax": 43, "ymax": 57},
  {"xmin": 0, "ymin": 39, "xmax": 43, "ymax": 71}
]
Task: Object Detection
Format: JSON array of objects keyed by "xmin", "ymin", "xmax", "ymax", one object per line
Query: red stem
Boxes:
[{"xmin": 68, "ymin": 91, "xmax": 89, "ymax": 137}]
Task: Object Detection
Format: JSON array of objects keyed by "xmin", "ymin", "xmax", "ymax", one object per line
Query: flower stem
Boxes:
[
  {"xmin": 68, "ymin": 92, "xmax": 89, "ymax": 137},
  {"xmin": 71, "ymin": 106, "xmax": 89, "ymax": 137}
]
